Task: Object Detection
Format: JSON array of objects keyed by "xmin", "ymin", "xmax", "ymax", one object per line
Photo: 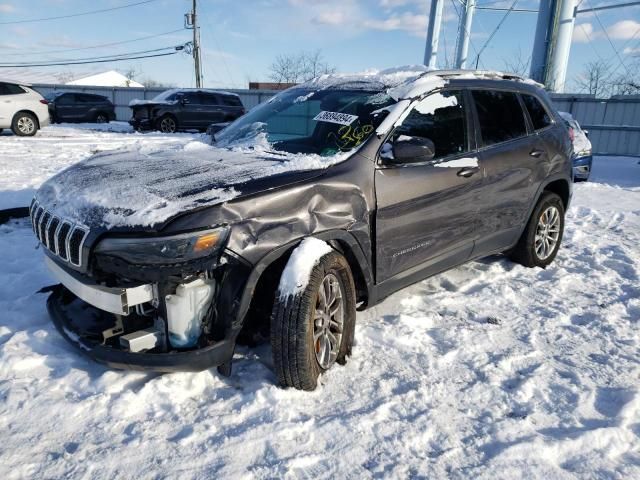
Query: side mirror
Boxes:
[
  {"xmin": 583, "ymin": 129, "xmax": 589, "ymax": 138},
  {"xmin": 391, "ymin": 135, "xmax": 436, "ymax": 164},
  {"xmin": 180, "ymin": 97, "xmax": 189, "ymax": 105}
]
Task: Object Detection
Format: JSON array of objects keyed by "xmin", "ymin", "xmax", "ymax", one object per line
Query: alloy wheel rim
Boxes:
[
  {"xmin": 313, "ymin": 272, "xmax": 344, "ymax": 370},
  {"xmin": 535, "ymin": 206, "xmax": 561, "ymax": 260},
  {"xmin": 17, "ymin": 117, "xmax": 35, "ymax": 134},
  {"xmin": 160, "ymin": 118, "xmax": 175, "ymax": 132},
  {"xmin": 96, "ymin": 115, "xmax": 107, "ymax": 124}
]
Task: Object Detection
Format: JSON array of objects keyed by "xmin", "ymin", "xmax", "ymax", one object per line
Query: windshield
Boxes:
[
  {"xmin": 152, "ymin": 90, "xmax": 179, "ymax": 102},
  {"xmin": 213, "ymin": 88, "xmax": 395, "ymax": 156}
]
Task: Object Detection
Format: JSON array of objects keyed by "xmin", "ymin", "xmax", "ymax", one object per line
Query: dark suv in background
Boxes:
[
  {"xmin": 32, "ymin": 69, "xmax": 572, "ymax": 391},
  {"xmin": 45, "ymin": 92, "xmax": 116, "ymax": 123},
  {"xmin": 129, "ymin": 88, "xmax": 245, "ymax": 133}
]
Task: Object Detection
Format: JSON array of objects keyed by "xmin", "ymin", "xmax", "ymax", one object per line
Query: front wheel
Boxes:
[
  {"xmin": 12, "ymin": 112, "xmax": 38, "ymax": 136},
  {"xmin": 271, "ymin": 249, "xmax": 356, "ymax": 390},
  {"xmin": 157, "ymin": 115, "xmax": 177, "ymax": 133},
  {"xmin": 509, "ymin": 191, "xmax": 565, "ymax": 268},
  {"xmin": 95, "ymin": 112, "xmax": 109, "ymax": 124}
]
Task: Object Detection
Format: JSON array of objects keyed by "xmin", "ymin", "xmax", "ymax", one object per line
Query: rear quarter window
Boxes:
[
  {"xmin": 472, "ymin": 90, "xmax": 528, "ymax": 147},
  {"xmin": 221, "ymin": 96, "xmax": 242, "ymax": 107},
  {"xmin": 521, "ymin": 94, "xmax": 553, "ymax": 130}
]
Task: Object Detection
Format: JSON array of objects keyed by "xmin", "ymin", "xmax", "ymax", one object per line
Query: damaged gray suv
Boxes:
[{"xmin": 31, "ymin": 68, "xmax": 572, "ymax": 390}]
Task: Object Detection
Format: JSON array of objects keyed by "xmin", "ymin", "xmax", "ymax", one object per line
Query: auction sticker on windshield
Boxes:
[{"xmin": 313, "ymin": 111, "xmax": 359, "ymax": 126}]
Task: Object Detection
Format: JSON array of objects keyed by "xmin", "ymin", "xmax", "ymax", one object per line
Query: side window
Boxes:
[
  {"xmin": 222, "ymin": 96, "xmax": 242, "ymax": 107},
  {"xmin": 200, "ymin": 93, "xmax": 219, "ymax": 105},
  {"xmin": 0, "ymin": 83, "xmax": 25, "ymax": 95},
  {"xmin": 521, "ymin": 94, "xmax": 552, "ymax": 130},
  {"xmin": 182, "ymin": 92, "xmax": 200, "ymax": 104},
  {"xmin": 472, "ymin": 90, "xmax": 527, "ymax": 146},
  {"xmin": 393, "ymin": 90, "xmax": 468, "ymax": 160},
  {"xmin": 57, "ymin": 94, "xmax": 74, "ymax": 105}
]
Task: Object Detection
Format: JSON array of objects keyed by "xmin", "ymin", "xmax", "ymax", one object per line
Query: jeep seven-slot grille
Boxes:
[{"xmin": 30, "ymin": 201, "xmax": 89, "ymax": 267}]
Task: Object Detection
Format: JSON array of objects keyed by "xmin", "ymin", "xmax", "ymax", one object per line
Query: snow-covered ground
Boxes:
[{"xmin": 0, "ymin": 125, "xmax": 638, "ymax": 479}]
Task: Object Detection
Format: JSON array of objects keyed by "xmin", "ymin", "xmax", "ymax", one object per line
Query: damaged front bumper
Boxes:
[{"xmin": 47, "ymin": 285, "xmax": 235, "ymax": 373}]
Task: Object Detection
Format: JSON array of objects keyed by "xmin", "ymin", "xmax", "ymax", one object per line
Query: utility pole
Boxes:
[
  {"xmin": 530, "ymin": 0, "xmax": 576, "ymax": 92},
  {"xmin": 546, "ymin": 0, "xmax": 576, "ymax": 92},
  {"xmin": 185, "ymin": 0, "xmax": 203, "ymax": 87},
  {"xmin": 455, "ymin": 0, "xmax": 476, "ymax": 69},
  {"xmin": 424, "ymin": 0, "xmax": 444, "ymax": 69}
]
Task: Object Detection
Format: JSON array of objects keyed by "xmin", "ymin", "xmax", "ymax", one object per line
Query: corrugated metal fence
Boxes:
[
  {"xmin": 31, "ymin": 84, "xmax": 640, "ymax": 157},
  {"xmin": 550, "ymin": 94, "xmax": 640, "ymax": 156}
]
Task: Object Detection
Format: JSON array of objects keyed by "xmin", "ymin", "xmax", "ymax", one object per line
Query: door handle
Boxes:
[
  {"xmin": 457, "ymin": 166, "xmax": 480, "ymax": 178},
  {"xmin": 530, "ymin": 149, "xmax": 545, "ymax": 158}
]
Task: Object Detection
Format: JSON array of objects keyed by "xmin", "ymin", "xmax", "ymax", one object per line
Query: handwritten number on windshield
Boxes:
[{"xmin": 328, "ymin": 124, "xmax": 374, "ymax": 150}]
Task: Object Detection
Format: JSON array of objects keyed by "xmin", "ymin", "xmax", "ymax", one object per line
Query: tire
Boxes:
[
  {"xmin": 509, "ymin": 191, "xmax": 565, "ymax": 268},
  {"xmin": 157, "ymin": 115, "xmax": 177, "ymax": 133},
  {"xmin": 271, "ymin": 250, "xmax": 356, "ymax": 390},
  {"xmin": 94, "ymin": 112, "xmax": 109, "ymax": 124},
  {"xmin": 11, "ymin": 112, "xmax": 38, "ymax": 136}
]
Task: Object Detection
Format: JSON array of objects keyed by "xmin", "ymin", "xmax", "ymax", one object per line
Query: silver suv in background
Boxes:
[{"xmin": 0, "ymin": 80, "xmax": 50, "ymax": 136}]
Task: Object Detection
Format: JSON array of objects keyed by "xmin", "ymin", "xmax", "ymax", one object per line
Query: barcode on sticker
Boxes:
[{"xmin": 313, "ymin": 111, "xmax": 359, "ymax": 126}]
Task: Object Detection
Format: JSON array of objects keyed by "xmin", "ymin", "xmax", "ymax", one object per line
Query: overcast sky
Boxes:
[{"xmin": 0, "ymin": 0, "xmax": 638, "ymax": 90}]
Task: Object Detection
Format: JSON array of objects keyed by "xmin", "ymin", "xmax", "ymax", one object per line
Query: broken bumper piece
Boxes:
[{"xmin": 47, "ymin": 286, "xmax": 235, "ymax": 373}]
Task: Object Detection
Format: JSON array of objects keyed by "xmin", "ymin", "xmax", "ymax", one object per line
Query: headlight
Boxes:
[
  {"xmin": 576, "ymin": 149, "xmax": 592, "ymax": 157},
  {"xmin": 95, "ymin": 227, "xmax": 229, "ymax": 265}
]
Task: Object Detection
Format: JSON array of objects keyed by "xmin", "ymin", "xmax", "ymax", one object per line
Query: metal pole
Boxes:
[
  {"xmin": 424, "ymin": 0, "xmax": 444, "ymax": 68},
  {"xmin": 546, "ymin": 0, "xmax": 576, "ymax": 92},
  {"xmin": 455, "ymin": 0, "xmax": 476, "ymax": 69},
  {"xmin": 530, "ymin": 0, "xmax": 555, "ymax": 83},
  {"xmin": 192, "ymin": 0, "xmax": 203, "ymax": 88}
]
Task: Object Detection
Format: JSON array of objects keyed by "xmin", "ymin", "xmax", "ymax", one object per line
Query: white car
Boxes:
[{"xmin": 0, "ymin": 80, "xmax": 50, "ymax": 136}]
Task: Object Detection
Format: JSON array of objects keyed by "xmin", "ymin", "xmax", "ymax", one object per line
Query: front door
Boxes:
[{"xmin": 375, "ymin": 89, "xmax": 483, "ymax": 284}]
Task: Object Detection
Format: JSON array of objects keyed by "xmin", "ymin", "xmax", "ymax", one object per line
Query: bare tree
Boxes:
[
  {"xmin": 54, "ymin": 71, "xmax": 76, "ymax": 84},
  {"xmin": 573, "ymin": 60, "xmax": 610, "ymax": 97},
  {"xmin": 122, "ymin": 67, "xmax": 139, "ymax": 87},
  {"xmin": 141, "ymin": 78, "xmax": 176, "ymax": 88},
  {"xmin": 502, "ymin": 48, "xmax": 530, "ymax": 76},
  {"xmin": 269, "ymin": 50, "xmax": 335, "ymax": 84}
]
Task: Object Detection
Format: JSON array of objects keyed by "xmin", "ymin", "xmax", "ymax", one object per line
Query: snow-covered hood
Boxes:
[{"xmin": 34, "ymin": 139, "xmax": 348, "ymax": 230}]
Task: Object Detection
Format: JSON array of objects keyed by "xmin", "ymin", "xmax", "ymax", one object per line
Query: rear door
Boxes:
[
  {"xmin": 178, "ymin": 92, "xmax": 202, "ymax": 127},
  {"xmin": 198, "ymin": 92, "xmax": 226, "ymax": 127},
  {"xmin": 471, "ymin": 89, "xmax": 542, "ymax": 254},
  {"xmin": 375, "ymin": 89, "xmax": 482, "ymax": 284},
  {"xmin": 55, "ymin": 93, "xmax": 81, "ymax": 121}
]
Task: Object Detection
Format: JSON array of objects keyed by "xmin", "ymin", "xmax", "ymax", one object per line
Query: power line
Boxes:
[
  {"xmin": 474, "ymin": 0, "xmax": 519, "ymax": 68},
  {"xmin": 0, "ymin": 0, "xmax": 160, "ymax": 25},
  {"xmin": 0, "ymin": 51, "xmax": 179, "ymax": 68},
  {"xmin": 0, "ymin": 29, "xmax": 186, "ymax": 57},
  {"xmin": 587, "ymin": 0, "xmax": 631, "ymax": 75},
  {"xmin": 2, "ymin": 45, "xmax": 185, "ymax": 65}
]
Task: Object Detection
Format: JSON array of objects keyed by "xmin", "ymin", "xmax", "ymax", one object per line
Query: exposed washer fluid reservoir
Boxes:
[{"xmin": 165, "ymin": 278, "xmax": 215, "ymax": 348}]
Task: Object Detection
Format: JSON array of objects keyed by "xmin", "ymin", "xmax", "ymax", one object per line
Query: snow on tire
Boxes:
[{"xmin": 271, "ymin": 238, "xmax": 356, "ymax": 390}]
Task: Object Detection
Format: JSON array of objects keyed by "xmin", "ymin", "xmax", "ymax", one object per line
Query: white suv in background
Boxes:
[{"xmin": 0, "ymin": 80, "xmax": 50, "ymax": 136}]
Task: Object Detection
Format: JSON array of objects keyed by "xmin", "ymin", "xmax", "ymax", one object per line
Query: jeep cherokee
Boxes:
[{"xmin": 31, "ymin": 68, "xmax": 572, "ymax": 390}]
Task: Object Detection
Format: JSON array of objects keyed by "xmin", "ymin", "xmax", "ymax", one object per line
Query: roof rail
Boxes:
[{"xmin": 423, "ymin": 69, "xmax": 542, "ymax": 86}]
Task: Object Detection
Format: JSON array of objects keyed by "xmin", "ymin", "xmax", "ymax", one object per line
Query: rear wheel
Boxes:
[
  {"xmin": 271, "ymin": 250, "xmax": 356, "ymax": 390},
  {"xmin": 12, "ymin": 112, "xmax": 38, "ymax": 136},
  {"xmin": 157, "ymin": 115, "xmax": 177, "ymax": 133},
  {"xmin": 509, "ymin": 191, "xmax": 565, "ymax": 268}
]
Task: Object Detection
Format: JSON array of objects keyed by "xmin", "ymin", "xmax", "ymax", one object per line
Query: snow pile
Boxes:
[
  {"xmin": 0, "ymin": 123, "xmax": 193, "ymax": 210},
  {"xmin": 0, "ymin": 150, "xmax": 638, "ymax": 477},
  {"xmin": 277, "ymin": 238, "xmax": 334, "ymax": 300}
]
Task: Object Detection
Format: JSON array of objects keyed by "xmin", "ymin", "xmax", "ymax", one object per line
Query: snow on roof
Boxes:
[
  {"xmin": 66, "ymin": 70, "xmax": 145, "ymax": 88},
  {"xmin": 297, "ymin": 66, "xmax": 542, "ymax": 102}
]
